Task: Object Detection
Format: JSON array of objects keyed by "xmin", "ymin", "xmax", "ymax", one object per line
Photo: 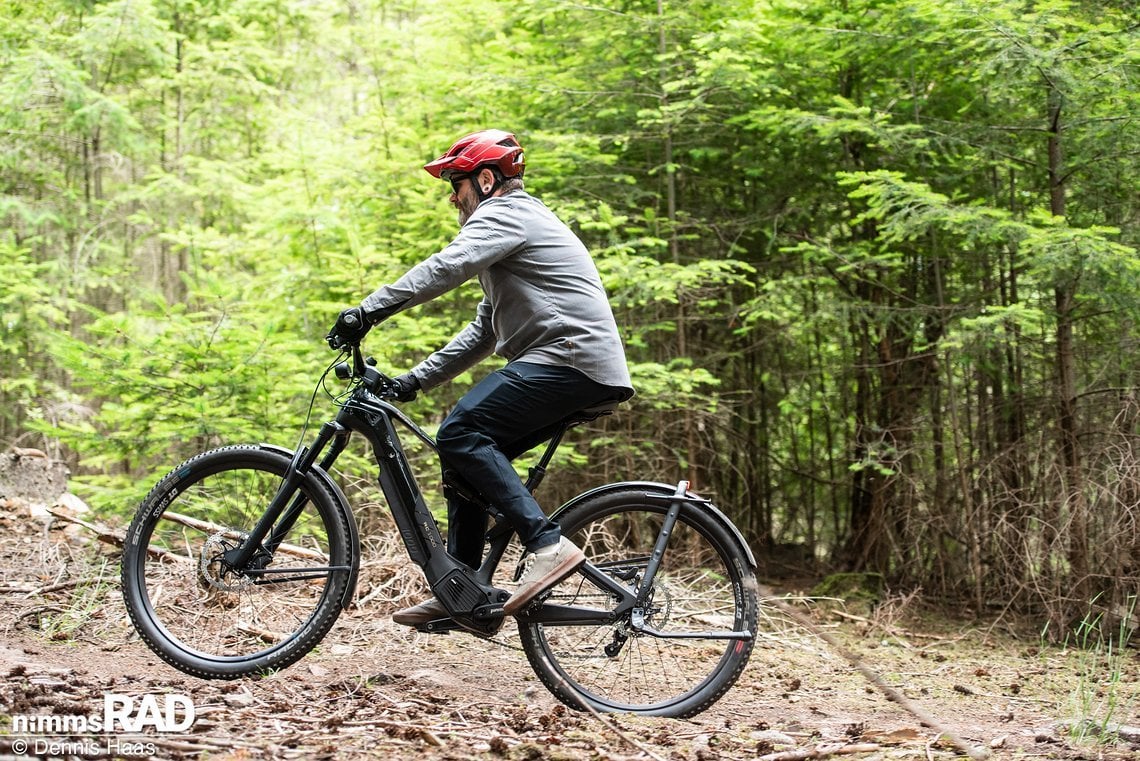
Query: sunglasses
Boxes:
[{"xmin": 448, "ymin": 174, "xmax": 470, "ymax": 194}]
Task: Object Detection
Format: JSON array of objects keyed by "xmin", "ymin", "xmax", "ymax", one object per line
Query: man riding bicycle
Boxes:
[{"xmin": 327, "ymin": 129, "xmax": 634, "ymax": 625}]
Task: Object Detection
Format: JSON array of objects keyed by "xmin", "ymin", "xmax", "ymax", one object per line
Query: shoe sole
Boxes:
[
  {"xmin": 393, "ymin": 614, "xmax": 445, "ymax": 626},
  {"xmin": 503, "ymin": 549, "xmax": 586, "ymax": 616},
  {"xmin": 392, "ymin": 606, "xmax": 449, "ymax": 626},
  {"xmin": 392, "ymin": 610, "xmax": 444, "ymax": 624}
]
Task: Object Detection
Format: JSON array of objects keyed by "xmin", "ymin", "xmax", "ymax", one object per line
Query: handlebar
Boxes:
[{"xmin": 333, "ymin": 343, "xmax": 397, "ymax": 398}]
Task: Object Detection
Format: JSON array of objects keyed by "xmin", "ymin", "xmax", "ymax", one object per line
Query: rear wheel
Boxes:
[
  {"xmin": 518, "ymin": 487, "xmax": 758, "ymax": 717},
  {"xmin": 121, "ymin": 446, "xmax": 352, "ymax": 678}
]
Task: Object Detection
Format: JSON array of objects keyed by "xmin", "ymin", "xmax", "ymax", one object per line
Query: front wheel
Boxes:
[
  {"xmin": 121, "ymin": 446, "xmax": 352, "ymax": 679},
  {"xmin": 518, "ymin": 487, "xmax": 758, "ymax": 717}
]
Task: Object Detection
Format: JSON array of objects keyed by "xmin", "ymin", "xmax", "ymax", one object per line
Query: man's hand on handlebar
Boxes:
[
  {"xmin": 388, "ymin": 372, "xmax": 420, "ymax": 402},
  {"xmin": 326, "ymin": 307, "xmax": 371, "ymax": 350}
]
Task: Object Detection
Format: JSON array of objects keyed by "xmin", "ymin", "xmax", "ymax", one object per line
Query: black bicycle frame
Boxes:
[
  {"xmin": 222, "ymin": 352, "xmax": 750, "ymax": 642},
  {"xmin": 219, "ymin": 376, "xmax": 632, "ymax": 636}
]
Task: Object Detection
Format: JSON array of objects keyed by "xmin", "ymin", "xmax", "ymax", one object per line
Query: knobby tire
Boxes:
[
  {"xmin": 121, "ymin": 446, "xmax": 351, "ymax": 679},
  {"xmin": 518, "ymin": 487, "xmax": 758, "ymax": 717}
]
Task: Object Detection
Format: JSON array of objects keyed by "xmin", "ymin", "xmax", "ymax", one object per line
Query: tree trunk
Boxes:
[{"xmin": 1048, "ymin": 85, "xmax": 1090, "ymax": 609}]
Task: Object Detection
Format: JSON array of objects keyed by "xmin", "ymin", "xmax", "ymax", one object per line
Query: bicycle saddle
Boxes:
[{"xmin": 561, "ymin": 400, "xmax": 620, "ymax": 425}]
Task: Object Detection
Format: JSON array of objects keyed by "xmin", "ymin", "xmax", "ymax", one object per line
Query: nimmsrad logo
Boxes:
[{"xmin": 9, "ymin": 693, "xmax": 195, "ymax": 734}]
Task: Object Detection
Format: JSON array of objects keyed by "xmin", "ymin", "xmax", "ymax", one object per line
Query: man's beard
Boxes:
[{"xmin": 457, "ymin": 192, "xmax": 480, "ymax": 226}]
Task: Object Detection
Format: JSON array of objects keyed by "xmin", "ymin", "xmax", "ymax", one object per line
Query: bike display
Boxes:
[{"xmin": 121, "ymin": 339, "xmax": 759, "ymax": 717}]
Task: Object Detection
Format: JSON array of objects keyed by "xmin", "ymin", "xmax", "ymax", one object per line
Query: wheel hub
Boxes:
[{"xmin": 604, "ymin": 580, "xmax": 672, "ymax": 657}]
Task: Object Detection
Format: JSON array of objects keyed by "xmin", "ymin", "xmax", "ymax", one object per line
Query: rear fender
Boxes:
[
  {"xmin": 552, "ymin": 480, "xmax": 757, "ymax": 570},
  {"xmin": 259, "ymin": 444, "xmax": 360, "ymax": 609}
]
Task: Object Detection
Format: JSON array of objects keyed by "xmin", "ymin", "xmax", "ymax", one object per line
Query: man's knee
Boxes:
[{"xmin": 436, "ymin": 413, "xmax": 477, "ymax": 459}]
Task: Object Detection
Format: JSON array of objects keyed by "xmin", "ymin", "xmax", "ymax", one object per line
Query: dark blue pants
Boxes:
[{"xmin": 436, "ymin": 362, "xmax": 619, "ymax": 569}]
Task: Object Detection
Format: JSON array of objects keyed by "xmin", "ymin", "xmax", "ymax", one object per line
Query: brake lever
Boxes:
[{"xmin": 373, "ymin": 370, "xmax": 397, "ymax": 397}]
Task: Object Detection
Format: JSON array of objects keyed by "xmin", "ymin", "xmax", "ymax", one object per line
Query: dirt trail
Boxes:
[{"xmin": 1, "ymin": 501, "xmax": 1137, "ymax": 760}]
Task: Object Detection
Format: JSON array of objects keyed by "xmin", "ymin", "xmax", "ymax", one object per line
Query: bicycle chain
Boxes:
[{"xmin": 483, "ymin": 590, "xmax": 642, "ymax": 660}]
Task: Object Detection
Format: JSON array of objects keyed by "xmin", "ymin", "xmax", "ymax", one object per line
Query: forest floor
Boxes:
[{"xmin": 0, "ymin": 500, "xmax": 1138, "ymax": 761}]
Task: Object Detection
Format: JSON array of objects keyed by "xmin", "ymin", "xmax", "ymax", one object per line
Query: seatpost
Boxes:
[{"xmin": 525, "ymin": 423, "xmax": 570, "ymax": 493}]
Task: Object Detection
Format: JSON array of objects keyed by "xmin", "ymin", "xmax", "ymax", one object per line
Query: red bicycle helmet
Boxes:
[{"xmin": 424, "ymin": 129, "xmax": 525, "ymax": 180}]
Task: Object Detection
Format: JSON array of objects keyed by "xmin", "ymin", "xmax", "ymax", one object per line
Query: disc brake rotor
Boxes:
[{"xmin": 199, "ymin": 532, "xmax": 253, "ymax": 592}]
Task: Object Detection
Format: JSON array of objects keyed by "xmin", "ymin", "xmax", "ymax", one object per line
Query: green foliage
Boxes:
[
  {"xmin": 1044, "ymin": 596, "xmax": 1139, "ymax": 744},
  {"xmin": 41, "ymin": 277, "xmax": 318, "ymax": 509},
  {"xmin": 1, "ymin": 0, "xmax": 1139, "ymax": 619},
  {"xmin": 0, "ymin": 235, "xmax": 63, "ymax": 438}
]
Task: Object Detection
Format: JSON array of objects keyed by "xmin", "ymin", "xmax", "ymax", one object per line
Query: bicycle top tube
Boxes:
[{"xmin": 341, "ymin": 390, "xmax": 438, "ymax": 452}]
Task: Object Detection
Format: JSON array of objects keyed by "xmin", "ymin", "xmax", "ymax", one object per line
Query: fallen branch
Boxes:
[
  {"xmin": 15, "ymin": 605, "xmax": 67, "ymax": 623},
  {"xmin": 550, "ymin": 672, "xmax": 668, "ymax": 761},
  {"xmin": 46, "ymin": 508, "xmax": 128, "ymax": 548},
  {"xmin": 46, "ymin": 507, "xmax": 327, "ymax": 563},
  {"xmin": 161, "ymin": 511, "xmax": 329, "ymax": 562},
  {"xmin": 762, "ymin": 590, "xmax": 990, "ymax": 760},
  {"xmin": 760, "ymin": 743, "xmax": 881, "ymax": 761},
  {"xmin": 32, "ymin": 578, "xmax": 88, "ymax": 595},
  {"xmin": 236, "ymin": 621, "xmax": 289, "ymax": 644},
  {"xmin": 46, "ymin": 508, "xmax": 185, "ymax": 562}
]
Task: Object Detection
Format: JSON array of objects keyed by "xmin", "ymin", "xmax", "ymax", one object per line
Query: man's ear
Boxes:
[{"xmin": 478, "ymin": 168, "xmax": 496, "ymax": 195}]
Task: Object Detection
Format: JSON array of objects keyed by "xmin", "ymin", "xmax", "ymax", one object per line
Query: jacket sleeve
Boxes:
[
  {"xmin": 359, "ymin": 200, "xmax": 525, "ymax": 318},
  {"xmin": 410, "ymin": 298, "xmax": 496, "ymax": 390}
]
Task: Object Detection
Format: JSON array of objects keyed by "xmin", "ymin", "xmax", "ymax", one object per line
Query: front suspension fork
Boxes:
[{"xmin": 221, "ymin": 422, "xmax": 349, "ymax": 571}]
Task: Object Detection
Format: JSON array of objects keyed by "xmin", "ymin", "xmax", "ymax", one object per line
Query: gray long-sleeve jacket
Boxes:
[{"xmin": 360, "ymin": 190, "xmax": 634, "ymax": 397}]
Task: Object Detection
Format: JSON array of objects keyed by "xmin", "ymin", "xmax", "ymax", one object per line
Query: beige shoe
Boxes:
[
  {"xmin": 503, "ymin": 537, "xmax": 586, "ymax": 616},
  {"xmin": 391, "ymin": 597, "xmax": 448, "ymax": 626}
]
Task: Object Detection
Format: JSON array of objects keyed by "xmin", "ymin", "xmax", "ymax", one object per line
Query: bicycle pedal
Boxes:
[
  {"xmin": 517, "ymin": 591, "xmax": 552, "ymax": 616},
  {"xmin": 415, "ymin": 618, "xmax": 458, "ymax": 635}
]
